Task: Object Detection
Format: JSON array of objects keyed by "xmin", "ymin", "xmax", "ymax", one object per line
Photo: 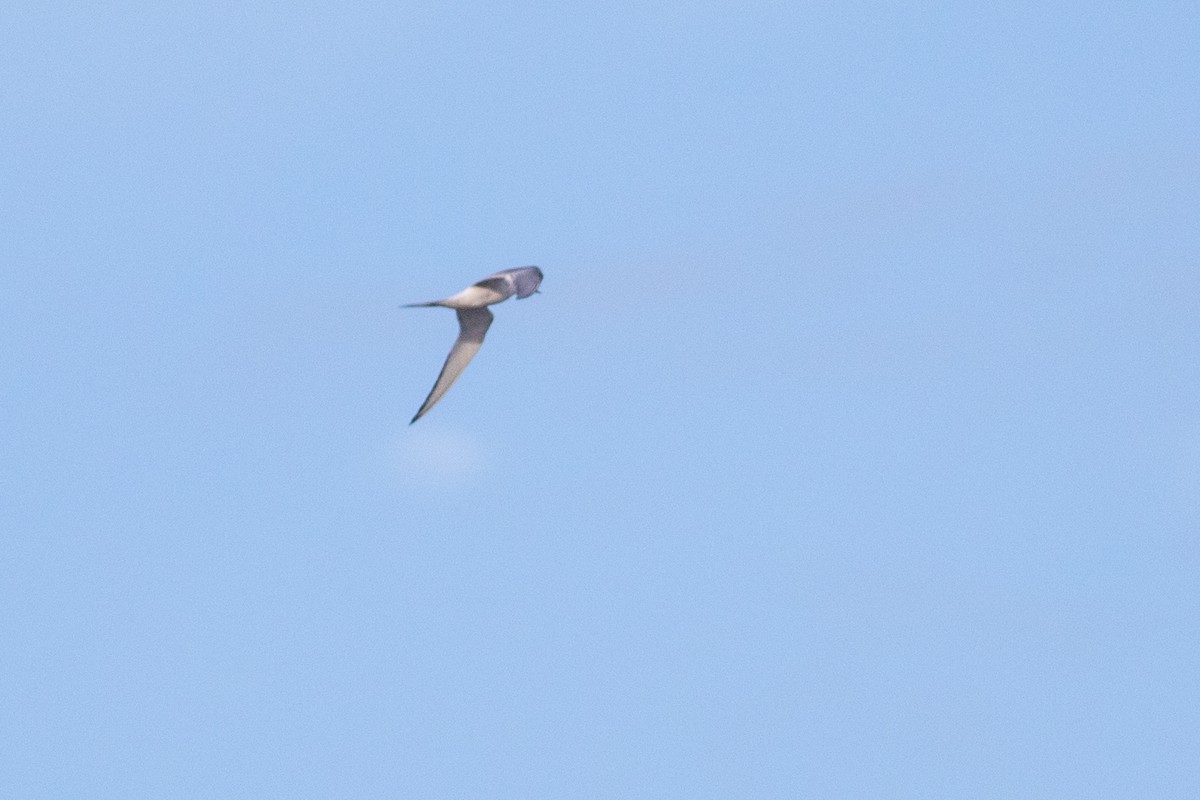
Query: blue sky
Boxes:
[{"xmin": 3, "ymin": 2, "xmax": 1198, "ymax": 797}]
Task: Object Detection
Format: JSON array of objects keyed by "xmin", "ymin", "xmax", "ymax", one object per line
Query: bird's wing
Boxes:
[
  {"xmin": 472, "ymin": 275, "xmax": 513, "ymax": 297},
  {"xmin": 410, "ymin": 307, "xmax": 494, "ymax": 424}
]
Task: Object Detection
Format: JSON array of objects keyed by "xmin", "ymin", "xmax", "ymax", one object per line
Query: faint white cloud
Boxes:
[{"xmin": 390, "ymin": 427, "xmax": 488, "ymax": 489}]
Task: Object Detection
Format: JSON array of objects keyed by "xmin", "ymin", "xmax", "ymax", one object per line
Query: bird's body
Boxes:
[{"xmin": 405, "ymin": 266, "xmax": 543, "ymax": 424}]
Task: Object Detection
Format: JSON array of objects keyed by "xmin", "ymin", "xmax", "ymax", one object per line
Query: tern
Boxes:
[{"xmin": 405, "ymin": 266, "xmax": 544, "ymax": 424}]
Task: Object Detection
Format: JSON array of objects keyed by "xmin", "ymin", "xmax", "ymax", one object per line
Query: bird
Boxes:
[{"xmin": 404, "ymin": 266, "xmax": 544, "ymax": 424}]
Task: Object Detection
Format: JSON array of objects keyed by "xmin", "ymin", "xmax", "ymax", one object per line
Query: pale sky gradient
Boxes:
[{"xmin": 3, "ymin": 2, "xmax": 1198, "ymax": 797}]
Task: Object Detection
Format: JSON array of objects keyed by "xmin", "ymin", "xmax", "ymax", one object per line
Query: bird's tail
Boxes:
[{"xmin": 401, "ymin": 301, "xmax": 443, "ymax": 308}]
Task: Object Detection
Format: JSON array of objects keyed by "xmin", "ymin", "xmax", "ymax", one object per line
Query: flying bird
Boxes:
[{"xmin": 405, "ymin": 266, "xmax": 544, "ymax": 424}]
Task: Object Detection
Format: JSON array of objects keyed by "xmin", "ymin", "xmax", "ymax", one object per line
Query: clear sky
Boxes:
[{"xmin": 3, "ymin": 2, "xmax": 1198, "ymax": 797}]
